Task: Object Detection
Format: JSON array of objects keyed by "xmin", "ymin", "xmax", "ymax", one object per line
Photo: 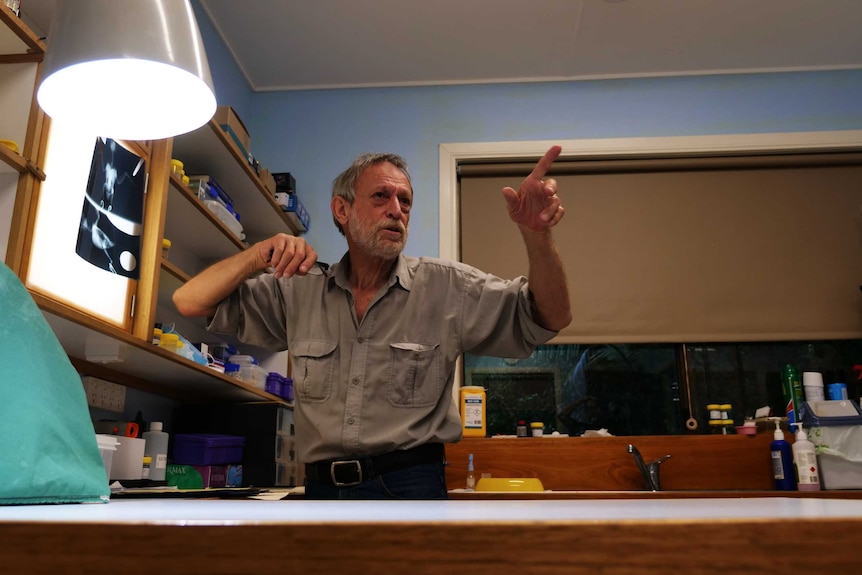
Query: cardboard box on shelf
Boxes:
[
  {"xmin": 213, "ymin": 106, "xmax": 251, "ymax": 159},
  {"xmin": 275, "ymin": 192, "xmax": 310, "ymax": 232},
  {"xmin": 259, "ymin": 168, "xmax": 277, "ymax": 195},
  {"xmin": 273, "ymin": 172, "xmax": 296, "ymax": 194}
]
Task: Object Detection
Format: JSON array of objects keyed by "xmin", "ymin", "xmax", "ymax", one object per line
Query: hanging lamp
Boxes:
[{"xmin": 37, "ymin": 0, "xmax": 217, "ymax": 141}]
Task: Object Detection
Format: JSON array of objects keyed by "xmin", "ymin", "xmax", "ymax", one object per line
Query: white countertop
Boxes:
[{"xmin": 2, "ymin": 497, "xmax": 862, "ymax": 525}]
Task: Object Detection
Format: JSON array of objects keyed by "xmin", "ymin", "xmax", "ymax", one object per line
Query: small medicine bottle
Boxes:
[
  {"xmin": 158, "ymin": 333, "xmax": 182, "ymax": 353},
  {"xmin": 530, "ymin": 422, "xmax": 544, "ymax": 437},
  {"xmin": 170, "ymin": 158, "xmax": 184, "ymax": 178},
  {"xmin": 516, "ymin": 420, "xmax": 528, "ymax": 437},
  {"xmin": 707, "ymin": 404, "xmax": 722, "ymax": 422},
  {"xmin": 141, "ymin": 456, "xmax": 152, "ymax": 480}
]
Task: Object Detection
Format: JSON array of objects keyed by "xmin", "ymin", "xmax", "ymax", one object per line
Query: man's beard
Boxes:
[{"xmin": 348, "ymin": 216, "xmax": 407, "ymax": 259}]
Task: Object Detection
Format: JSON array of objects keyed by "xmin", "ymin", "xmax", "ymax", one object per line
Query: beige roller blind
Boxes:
[{"xmin": 459, "ymin": 153, "xmax": 862, "ymax": 343}]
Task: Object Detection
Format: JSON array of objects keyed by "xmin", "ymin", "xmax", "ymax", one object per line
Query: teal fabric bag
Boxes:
[{"xmin": 0, "ymin": 262, "xmax": 109, "ymax": 504}]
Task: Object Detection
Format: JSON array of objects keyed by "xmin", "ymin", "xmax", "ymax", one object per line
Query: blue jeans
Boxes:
[{"xmin": 304, "ymin": 461, "xmax": 448, "ymax": 500}]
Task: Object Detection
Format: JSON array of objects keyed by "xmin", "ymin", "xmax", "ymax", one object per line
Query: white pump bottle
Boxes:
[{"xmin": 791, "ymin": 422, "xmax": 821, "ymax": 491}]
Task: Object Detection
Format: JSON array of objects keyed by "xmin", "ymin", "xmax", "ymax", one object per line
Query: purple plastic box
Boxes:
[
  {"xmin": 266, "ymin": 373, "xmax": 294, "ymax": 402},
  {"xmin": 172, "ymin": 434, "xmax": 245, "ymax": 465},
  {"xmin": 265, "ymin": 373, "xmax": 282, "ymax": 396}
]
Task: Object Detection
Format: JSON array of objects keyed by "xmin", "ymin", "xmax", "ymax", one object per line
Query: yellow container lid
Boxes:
[
  {"xmin": 0, "ymin": 139, "xmax": 19, "ymax": 153},
  {"xmin": 719, "ymin": 404, "xmax": 732, "ymax": 410},
  {"xmin": 159, "ymin": 333, "xmax": 179, "ymax": 344},
  {"xmin": 162, "ymin": 238, "xmax": 172, "ymax": 248},
  {"xmin": 530, "ymin": 422, "xmax": 544, "ymax": 428},
  {"xmin": 476, "ymin": 477, "xmax": 545, "ymax": 492},
  {"xmin": 170, "ymin": 159, "xmax": 184, "ymax": 168}
]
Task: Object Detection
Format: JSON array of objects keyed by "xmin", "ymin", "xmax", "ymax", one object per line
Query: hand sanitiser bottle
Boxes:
[
  {"xmin": 465, "ymin": 454, "xmax": 476, "ymax": 491},
  {"xmin": 770, "ymin": 418, "xmax": 796, "ymax": 491},
  {"xmin": 791, "ymin": 422, "xmax": 821, "ymax": 491}
]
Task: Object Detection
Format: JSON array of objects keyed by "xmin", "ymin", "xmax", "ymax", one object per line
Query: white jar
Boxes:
[
  {"xmin": 530, "ymin": 422, "xmax": 544, "ymax": 437},
  {"xmin": 802, "ymin": 372, "xmax": 825, "ymax": 402}
]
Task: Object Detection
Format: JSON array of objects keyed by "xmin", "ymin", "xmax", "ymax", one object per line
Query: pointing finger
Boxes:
[{"xmin": 528, "ymin": 145, "xmax": 562, "ymax": 181}]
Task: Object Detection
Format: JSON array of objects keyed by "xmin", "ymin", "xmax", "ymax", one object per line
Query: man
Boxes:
[{"xmin": 172, "ymin": 145, "xmax": 571, "ymax": 499}]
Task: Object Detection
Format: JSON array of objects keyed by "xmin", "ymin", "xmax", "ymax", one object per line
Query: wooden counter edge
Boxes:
[{"xmin": 1, "ymin": 516, "xmax": 860, "ymax": 573}]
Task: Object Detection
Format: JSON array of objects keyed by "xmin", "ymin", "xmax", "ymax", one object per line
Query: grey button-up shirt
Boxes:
[{"xmin": 208, "ymin": 253, "xmax": 557, "ymax": 463}]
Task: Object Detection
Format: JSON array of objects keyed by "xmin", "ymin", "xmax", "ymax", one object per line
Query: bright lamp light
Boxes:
[{"xmin": 37, "ymin": 0, "xmax": 217, "ymax": 141}]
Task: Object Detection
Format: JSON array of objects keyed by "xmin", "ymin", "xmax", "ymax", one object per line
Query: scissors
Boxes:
[{"xmin": 107, "ymin": 421, "xmax": 139, "ymax": 437}]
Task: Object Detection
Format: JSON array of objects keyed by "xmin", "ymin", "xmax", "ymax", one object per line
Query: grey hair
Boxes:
[{"xmin": 331, "ymin": 152, "xmax": 412, "ymax": 235}]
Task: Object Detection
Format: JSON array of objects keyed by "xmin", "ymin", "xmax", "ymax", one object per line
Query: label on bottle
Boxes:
[
  {"xmin": 463, "ymin": 395, "xmax": 484, "ymax": 429},
  {"xmin": 154, "ymin": 453, "xmax": 168, "ymax": 470},
  {"xmin": 796, "ymin": 451, "xmax": 819, "ymax": 484},
  {"xmin": 771, "ymin": 451, "xmax": 786, "ymax": 480}
]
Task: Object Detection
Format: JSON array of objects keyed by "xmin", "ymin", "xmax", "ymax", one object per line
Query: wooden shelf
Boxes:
[
  {"xmin": 0, "ymin": 141, "xmax": 25, "ymax": 173},
  {"xmin": 172, "ymin": 121, "xmax": 301, "ymax": 241},
  {"xmin": 0, "ymin": 4, "xmax": 46, "ymax": 57},
  {"xmin": 1, "ymin": 4, "xmax": 44, "ymax": 170},
  {"xmin": 164, "ymin": 175, "xmax": 246, "ymax": 263},
  {"xmin": 40, "ymin": 302, "xmax": 285, "ymax": 404}
]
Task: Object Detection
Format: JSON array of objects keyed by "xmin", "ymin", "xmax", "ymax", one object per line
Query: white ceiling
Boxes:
[{"xmin": 21, "ymin": 0, "xmax": 862, "ymax": 92}]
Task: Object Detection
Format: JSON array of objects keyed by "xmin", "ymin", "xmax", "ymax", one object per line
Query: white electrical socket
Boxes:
[{"xmin": 81, "ymin": 376, "xmax": 126, "ymax": 412}]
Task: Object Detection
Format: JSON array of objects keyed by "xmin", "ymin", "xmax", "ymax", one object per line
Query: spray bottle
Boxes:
[
  {"xmin": 465, "ymin": 453, "xmax": 476, "ymax": 491},
  {"xmin": 791, "ymin": 422, "xmax": 821, "ymax": 491},
  {"xmin": 781, "ymin": 364, "xmax": 804, "ymax": 428},
  {"xmin": 770, "ymin": 418, "xmax": 796, "ymax": 491}
]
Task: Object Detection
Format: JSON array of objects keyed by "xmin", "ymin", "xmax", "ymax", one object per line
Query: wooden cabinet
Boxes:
[
  {"xmin": 1, "ymin": 5, "xmax": 298, "ymax": 404},
  {"xmin": 0, "ymin": 5, "xmax": 45, "ymax": 273}
]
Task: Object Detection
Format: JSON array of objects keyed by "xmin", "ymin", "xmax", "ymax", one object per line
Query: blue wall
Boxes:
[{"xmin": 194, "ymin": 4, "xmax": 862, "ymax": 265}]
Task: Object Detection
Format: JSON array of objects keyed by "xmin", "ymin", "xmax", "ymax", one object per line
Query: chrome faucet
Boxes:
[{"xmin": 626, "ymin": 444, "xmax": 671, "ymax": 491}]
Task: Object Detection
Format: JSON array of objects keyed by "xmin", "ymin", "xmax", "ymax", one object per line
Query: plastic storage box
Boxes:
[
  {"xmin": 172, "ymin": 434, "xmax": 245, "ymax": 466},
  {"xmin": 95, "ymin": 434, "xmax": 119, "ymax": 481},
  {"xmin": 800, "ymin": 400, "xmax": 862, "ymax": 489},
  {"xmin": 203, "ymin": 199, "xmax": 245, "ymax": 241},
  {"xmin": 228, "ymin": 354, "xmax": 257, "ymax": 366},
  {"xmin": 238, "ymin": 364, "xmax": 268, "ymax": 389},
  {"xmin": 265, "ymin": 373, "xmax": 294, "ymax": 401}
]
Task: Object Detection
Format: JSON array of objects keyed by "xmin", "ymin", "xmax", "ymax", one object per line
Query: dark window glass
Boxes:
[{"xmin": 464, "ymin": 340, "xmax": 862, "ymax": 437}]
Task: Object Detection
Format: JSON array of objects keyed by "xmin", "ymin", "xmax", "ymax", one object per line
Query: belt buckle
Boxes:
[{"xmin": 330, "ymin": 460, "xmax": 363, "ymax": 487}]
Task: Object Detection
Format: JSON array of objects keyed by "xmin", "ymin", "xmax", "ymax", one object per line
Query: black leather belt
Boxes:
[{"xmin": 305, "ymin": 443, "xmax": 445, "ymax": 487}]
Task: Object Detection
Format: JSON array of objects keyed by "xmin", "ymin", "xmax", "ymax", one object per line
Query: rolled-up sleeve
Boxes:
[
  {"xmin": 459, "ymin": 267, "xmax": 558, "ymax": 358},
  {"xmin": 207, "ymin": 273, "xmax": 289, "ymax": 351}
]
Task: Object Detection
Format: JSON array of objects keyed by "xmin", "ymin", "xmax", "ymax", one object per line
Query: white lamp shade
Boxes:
[{"xmin": 37, "ymin": 0, "xmax": 217, "ymax": 141}]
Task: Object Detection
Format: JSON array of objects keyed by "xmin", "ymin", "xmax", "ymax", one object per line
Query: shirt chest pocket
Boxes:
[
  {"xmin": 291, "ymin": 339, "xmax": 337, "ymax": 403},
  {"xmin": 386, "ymin": 342, "xmax": 442, "ymax": 408}
]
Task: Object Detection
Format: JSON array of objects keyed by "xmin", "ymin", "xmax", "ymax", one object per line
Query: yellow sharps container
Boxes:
[{"xmin": 459, "ymin": 385, "xmax": 487, "ymax": 437}]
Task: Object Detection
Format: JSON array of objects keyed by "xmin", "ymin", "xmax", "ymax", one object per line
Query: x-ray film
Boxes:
[{"xmin": 76, "ymin": 138, "xmax": 146, "ymax": 279}]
